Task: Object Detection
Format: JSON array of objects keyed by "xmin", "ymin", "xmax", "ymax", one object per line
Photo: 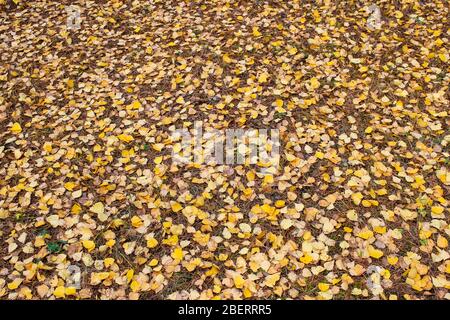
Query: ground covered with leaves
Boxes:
[{"xmin": 0, "ymin": 0, "xmax": 449, "ymax": 300}]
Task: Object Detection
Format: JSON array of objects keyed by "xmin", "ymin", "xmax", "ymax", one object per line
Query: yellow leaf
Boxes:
[
  {"xmin": 318, "ymin": 283, "xmax": 330, "ymax": 292},
  {"xmin": 243, "ymin": 188, "xmax": 253, "ymax": 196},
  {"xmin": 154, "ymin": 156, "xmax": 163, "ymax": 164},
  {"xmin": 288, "ymin": 47, "xmax": 298, "ymax": 55},
  {"xmin": 309, "ymin": 77, "xmax": 320, "ymax": 90},
  {"xmin": 172, "ymin": 247, "xmax": 184, "ymax": 260},
  {"xmin": 67, "ymin": 79, "xmax": 74, "ymax": 89},
  {"xmin": 271, "ymin": 40, "xmax": 283, "ymax": 47},
  {"xmin": 263, "ymin": 174, "xmax": 274, "ymax": 184},
  {"xmin": 65, "ymin": 287, "xmax": 77, "ymax": 296},
  {"xmin": 223, "ymin": 54, "xmax": 232, "ymax": 63},
  {"xmin": 146, "ymin": 238, "xmax": 158, "ymax": 248},
  {"xmin": 368, "ymin": 246, "xmax": 384, "ymax": 259},
  {"xmin": 243, "ymin": 287, "xmax": 252, "ymax": 298},
  {"xmin": 374, "ymin": 226, "xmax": 386, "ymax": 234},
  {"xmin": 126, "ymin": 269, "xmax": 134, "ymax": 283},
  {"xmin": 43, "ymin": 142, "xmax": 52, "ymax": 153},
  {"xmin": 104, "ymin": 258, "xmax": 115, "ymax": 267},
  {"xmin": 71, "ymin": 203, "xmax": 82, "ymax": 215},
  {"xmin": 171, "ymin": 202, "xmax": 183, "ymax": 212},
  {"xmin": 176, "ymin": 96, "xmax": 185, "ymax": 104},
  {"xmin": 387, "ymin": 256, "xmax": 398, "ymax": 265},
  {"xmin": 118, "ymin": 134, "xmax": 134, "ymax": 143},
  {"xmin": 34, "ymin": 237, "xmax": 45, "ymax": 247},
  {"xmin": 358, "ymin": 229, "xmax": 374, "ymax": 240},
  {"xmin": 275, "ymin": 200, "xmax": 285, "ymax": 208},
  {"xmin": 431, "ymin": 206, "xmax": 444, "ymax": 215},
  {"xmin": 315, "ymin": 151, "xmax": 325, "ymax": 159},
  {"xmin": 131, "ymin": 216, "xmax": 143, "ymax": 228},
  {"xmin": 252, "ymin": 27, "xmax": 261, "ymax": 37},
  {"xmin": 149, "ymin": 259, "xmax": 158, "ymax": 267},
  {"xmin": 53, "ymin": 286, "xmax": 66, "ymax": 298},
  {"xmin": 437, "ymin": 235, "xmax": 448, "ymax": 248},
  {"xmin": 274, "ymin": 99, "xmax": 283, "ymax": 108},
  {"xmin": 7, "ymin": 278, "xmax": 22, "ymax": 290},
  {"xmin": 64, "ymin": 181, "xmax": 76, "ymax": 191},
  {"xmin": 10, "ymin": 122, "xmax": 22, "ymax": 134},
  {"xmin": 82, "ymin": 240, "xmax": 95, "ymax": 252},
  {"xmin": 91, "ymin": 272, "xmax": 110, "ymax": 285},
  {"xmin": 438, "ymin": 53, "xmax": 448, "ymax": 62},
  {"xmin": 435, "ymin": 38, "xmax": 444, "ymax": 46},
  {"xmin": 129, "ymin": 100, "xmax": 142, "ymax": 109},
  {"xmin": 361, "ymin": 199, "xmax": 372, "ymax": 207},
  {"xmin": 130, "ymin": 280, "xmax": 141, "ymax": 292},
  {"xmin": 152, "ymin": 143, "xmax": 164, "ymax": 151},
  {"xmin": 394, "ymin": 11, "xmax": 403, "ymax": 19},
  {"xmin": 300, "ymin": 254, "xmax": 313, "ymax": 264},
  {"xmin": 258, "ymin": 73, "xmax": 268, "ymax": 83},
  {"xmin": 234, "ymin": 275, "xmax": 245, "ymax": 289},
  {"xmin": 351, "ymin": 192, "xmax": 363, "ymax": 205}
]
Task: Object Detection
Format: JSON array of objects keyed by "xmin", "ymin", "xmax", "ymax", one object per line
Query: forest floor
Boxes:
[{"xmin": 0, "ymin": 0, "xmax": 449, "ymax": 300}]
